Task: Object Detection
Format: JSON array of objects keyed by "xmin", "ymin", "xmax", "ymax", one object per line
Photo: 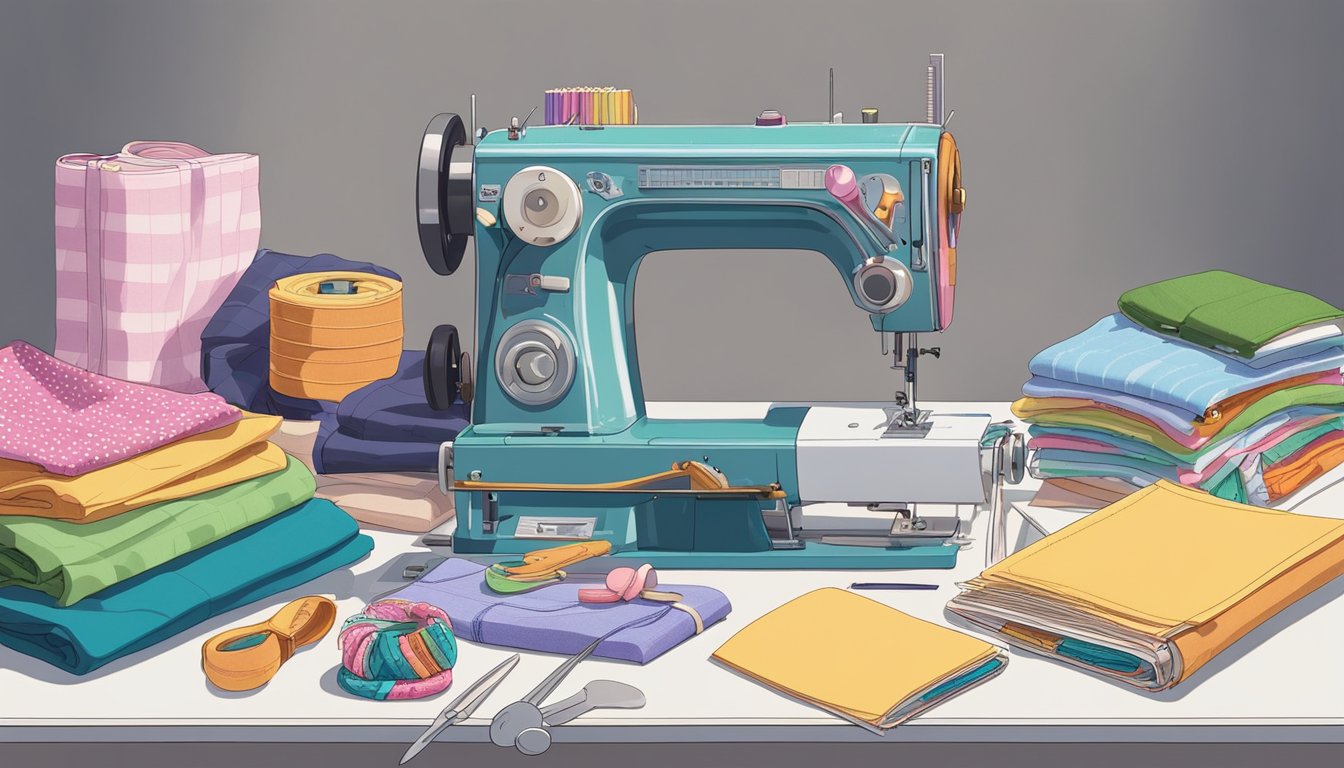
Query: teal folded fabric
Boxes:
[
  {"xmin": 0, "ymin": 457, "xmax": 316, "ymax": 606},
  {"xmin": 1057, "ymin": 637, "xmax": 1152, "ymax": 677},
  {"xmin": 0, "ymin": 498, "xmax": 373, "ymax": 675},
  {"xmin": 1118, "ymin": 270, "xmax": 1344, "ymax": 359}
]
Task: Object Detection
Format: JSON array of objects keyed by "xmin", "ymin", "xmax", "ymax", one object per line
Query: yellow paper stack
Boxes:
[
  {"xmin": 712, "ymin": 588, "xmax": 1007, "ymax": 731},
  {"xmin": 948, "ymin": 479, "xmax": 1344, "ymax": 690}
]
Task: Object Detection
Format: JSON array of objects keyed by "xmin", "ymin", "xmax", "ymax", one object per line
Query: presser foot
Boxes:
[{"xmin": 879, "ymin": 406, "xmax": 934, "ymax": 438}]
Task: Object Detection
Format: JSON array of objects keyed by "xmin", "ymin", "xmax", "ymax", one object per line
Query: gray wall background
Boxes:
[{"xmin": 2, "ymin": 0, "xmax": 1342, "ymax": 402}]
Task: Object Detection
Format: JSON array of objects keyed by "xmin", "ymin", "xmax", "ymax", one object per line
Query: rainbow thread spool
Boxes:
[{"xmin": 337, "ymin": 599, "xmax": 458, "ymax": 700}]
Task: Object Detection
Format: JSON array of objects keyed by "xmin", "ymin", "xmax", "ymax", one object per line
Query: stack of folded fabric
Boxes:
[
  {"xmin": 1016, "ymin": 271, "xmax": 1344, "ymax": 507},
  {"xmin": 202, "ymin": 248, "xmax": 469, "ymax": 532},
  {"xmin": 0, "ymin": 341, "xmax": 373, "ymax": 675}
]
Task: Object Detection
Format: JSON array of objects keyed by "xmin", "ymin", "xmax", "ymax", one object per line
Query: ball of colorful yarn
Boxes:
[{"xmin": 336, "ymin": 599, "xmax": 458, "ymax": 700}]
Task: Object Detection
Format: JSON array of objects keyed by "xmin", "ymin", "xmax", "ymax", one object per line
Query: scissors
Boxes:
[{"xmin": 400, "ymin": 653, "xmax": 521, "ymax": 765}]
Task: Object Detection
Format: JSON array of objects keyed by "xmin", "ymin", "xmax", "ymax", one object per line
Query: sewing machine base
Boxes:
[
  {"xmin": 442, "ymin": 408, "xmax": 1002, "ymax": 570},
  {"xmin": 446, "ymin": 493, "xmax": 963, "ymax": 569},
  {"xmin": 443, "ymin": 533, "xmax": 961, "ymax": 570}
]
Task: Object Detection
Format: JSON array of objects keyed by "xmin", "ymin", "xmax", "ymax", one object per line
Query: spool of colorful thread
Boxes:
[{"xmin": 336, "ymin": 599, "xmax": 458, "ymax": 700}]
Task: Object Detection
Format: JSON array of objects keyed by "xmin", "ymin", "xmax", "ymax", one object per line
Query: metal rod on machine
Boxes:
[
  {"xmin": 829, "ymin": 67, "xmax": 834, "ymax": 123},
  {"xmin": 905, "ymin": 332, "xmax": 919, "ymax": 408},
  {"xmin": 927, "ymin": 54, "xmax": 944, "ymax": 125}
]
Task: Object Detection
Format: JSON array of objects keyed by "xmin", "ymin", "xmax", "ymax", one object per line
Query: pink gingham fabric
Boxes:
[
  {"xmin": 0, "ymin": 340, "xmax": 241, "ymax": 476},
  {"xmin": 54, "ymin": 141, "xmax": 261, "ymax": 393}
]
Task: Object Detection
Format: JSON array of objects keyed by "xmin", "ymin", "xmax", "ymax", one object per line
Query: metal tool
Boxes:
[
  {"xmin": 400, "ymin": 653, "xmax": 521, "ymax": 765},
  {"xmin": 541, "ymin": 680, "xmax": 646, "ymax": 725},
  {"xmin": 496, "ymin": 677, "xmax": 646, "ymax": 756},
  {"xmin": 489, "ymin": 637, "xmax": 602, "ymax": 751}
]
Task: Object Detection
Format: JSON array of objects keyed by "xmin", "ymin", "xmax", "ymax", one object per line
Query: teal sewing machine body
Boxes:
[{"xmin": 416, "ymin": 63, "xmax": 1020, "ymax": 568}]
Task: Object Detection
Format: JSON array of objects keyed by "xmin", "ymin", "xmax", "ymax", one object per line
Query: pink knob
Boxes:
[{"xmin": 826, "ymin": 164, "xmax": 870, "ymax": 221}]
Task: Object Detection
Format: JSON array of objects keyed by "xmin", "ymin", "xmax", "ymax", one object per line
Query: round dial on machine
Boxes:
[
  {"xmin": 495, "ymin": 320, "xmax": 576, "ymax": 406},
  {"xmin": 423, "ymin": 324, "xmax": 473, "ymax": 410},
  {"xmin": 853, "ymin": 258, "xmax": 914, "ymax": 313},
  {"xmin": 858, "ymin": 173, "xmax": 905, "ymax": 228},
  {"xmin": 502, "ymin": 166, "xmax": 583, "ymax": 246}
]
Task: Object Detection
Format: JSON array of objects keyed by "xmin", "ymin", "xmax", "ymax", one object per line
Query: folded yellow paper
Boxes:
[
  {"xmin": 712, "ymin": 588, "xmax": 1006, "ymax": 731},
  {"xmin": 0, "ymin": 414, "xmax": 284, "ymax": 523},
  {"xmin": 948, "ymin": 479, "xmax": 1344, "ymax": 690}
]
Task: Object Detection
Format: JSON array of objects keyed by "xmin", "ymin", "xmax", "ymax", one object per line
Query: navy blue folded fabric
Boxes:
[
  {"xmin": 309, "ymin": 352, "xmax": 467, "ymax": 474},
  {"xmin": 333, "ymin": 351, "xmax": 469, "ymax": 444},
  {"xmin": 201, "ymin": 248, "xmax": 468, "ymax": 474},
  {"xmin": 0, "ymin": 499, "xmax": 374, "ymax": 676},
  {"xmin": 200, "ymin": 248, "xmax": 402, "ymax": 417},
  {"xmin": 315, "ymin": 414, "xmax": 446, "ymax": 474}
]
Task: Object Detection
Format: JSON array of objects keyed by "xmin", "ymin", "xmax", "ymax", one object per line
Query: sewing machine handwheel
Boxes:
[
  {"xmin": 1002, "ymin": 432, "xmax": 1026, "ymax": 485},
  {"xmin": 417, "ymin": 112, "xmax": 474, "ymax": 276},
  {"xmin": 425, "ymin": 324, "xmax": 469, "ymax": 410}
]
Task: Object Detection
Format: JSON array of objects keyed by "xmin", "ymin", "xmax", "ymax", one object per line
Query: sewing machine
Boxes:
[{"xmin": 416, "ymin": 55, "xmax": 1023, "ymax": 568}]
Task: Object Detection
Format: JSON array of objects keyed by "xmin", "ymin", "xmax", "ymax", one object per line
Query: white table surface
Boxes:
[{"xmin": 3, "ymin": 401, "xmax": 1343, "ymax": 744}]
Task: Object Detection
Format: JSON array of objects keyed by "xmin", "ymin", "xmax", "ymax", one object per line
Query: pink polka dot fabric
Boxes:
[{"xmin": 0, "ymin": 341, "xmax": 240, "ymax": 476}]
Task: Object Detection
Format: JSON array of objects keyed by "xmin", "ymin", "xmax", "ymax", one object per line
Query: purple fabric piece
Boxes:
[
  {"xmin": 388, "ymin": 558, "xmax": 732, "ymax": 664},
  {"xmin": 199, "ymin": 248, "xmax": 402, "ymax": 417}
]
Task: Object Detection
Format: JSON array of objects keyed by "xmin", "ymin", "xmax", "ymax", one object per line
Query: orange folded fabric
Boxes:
[
  {"xmin": 1265, "ymin": 431, "xmax": 1344, "ymax": 500},
  {"xmin": 1016, "ymin": 370, "xmax": 1329, "ymax": 435}
]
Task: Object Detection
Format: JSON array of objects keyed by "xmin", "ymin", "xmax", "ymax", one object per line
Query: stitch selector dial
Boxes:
[
  {"xmin": 503, "ymin": 166, "xmax": 583, "ymax": 246},
  {"xmin": 853, "ymin": 258, "xmax": 914, "ymax": 313},
  {"xmin": 496, "ymin": 320, "xmax": 575, "ymax": 406}
]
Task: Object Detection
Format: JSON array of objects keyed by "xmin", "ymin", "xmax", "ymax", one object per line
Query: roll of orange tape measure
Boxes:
[{"xmin": 268, "ymin": 272, "xmax": 404, "ymax": 402}]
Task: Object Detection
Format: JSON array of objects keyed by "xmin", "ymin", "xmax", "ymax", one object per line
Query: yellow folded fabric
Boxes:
[
  {"xmin": 947, "ymin": 480, "xmax": 1344, "ymax": 690},
  {"xmin": 0, "ymin": 414, "xmax": 284, "ymax": 523},
  {"xmin": 712, "ymin": 588, "xmax": 1006, "ymax": 730}
]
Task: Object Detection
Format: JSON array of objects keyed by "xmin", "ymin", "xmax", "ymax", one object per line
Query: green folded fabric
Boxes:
[
  {"xmin": 484, "ymin": 562, "xmax": 564, "ymax": 594},
  {"xmin": 1263, "ymin": 426, "xmax": 1344, "ymax": 467},
  {"xmin": 1205, "ymin": 470, "xmax": 1246, "ymax": 504},
  {"xmin": 1118, "ymin": 270, "xmax": 1344, "ymax": 358},
  {"xmin": 0, "ymin": 456, "xmax": 316, "ymax": 606}
]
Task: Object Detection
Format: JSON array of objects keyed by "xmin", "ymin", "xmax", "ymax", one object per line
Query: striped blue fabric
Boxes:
[{"xmin": 1028, "ymin": 314, "xmax": 1344, "ymax": 414}]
